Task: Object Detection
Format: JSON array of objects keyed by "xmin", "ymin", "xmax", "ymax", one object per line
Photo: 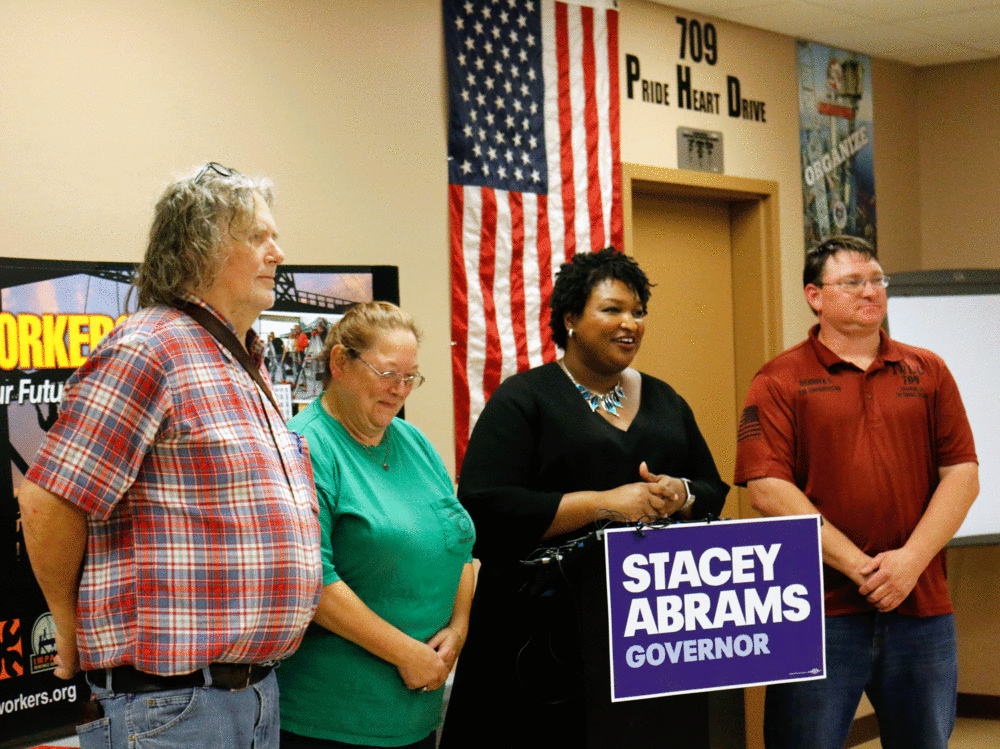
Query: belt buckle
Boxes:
[{"xmin": 230, "ymin": 664, "xmax": 252, "ymax": 691}]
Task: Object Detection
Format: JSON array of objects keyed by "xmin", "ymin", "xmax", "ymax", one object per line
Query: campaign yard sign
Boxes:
[{"xmin": 604, "ymin": 516, "xmax": 824, "ymax": 701}]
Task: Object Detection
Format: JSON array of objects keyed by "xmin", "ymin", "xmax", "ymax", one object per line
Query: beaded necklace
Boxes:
[{"xmin": 559, "ymin": 360, "xmax": 626, "ymax": 416}]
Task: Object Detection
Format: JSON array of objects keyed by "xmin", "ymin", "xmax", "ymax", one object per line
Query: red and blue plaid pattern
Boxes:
[{"xmin": 27, "ymin": 300, "xmax": 321, "ymax": 675}]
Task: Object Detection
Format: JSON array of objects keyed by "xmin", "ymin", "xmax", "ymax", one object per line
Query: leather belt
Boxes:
[{"xmin": 88, "ymin": 663, "xmax": 274, "ymax": 693}]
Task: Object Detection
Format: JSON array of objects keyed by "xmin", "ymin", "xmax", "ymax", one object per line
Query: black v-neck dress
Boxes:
[{"xmin": 440, "ymin": 362, "xmax": 729, "ymax": 749}]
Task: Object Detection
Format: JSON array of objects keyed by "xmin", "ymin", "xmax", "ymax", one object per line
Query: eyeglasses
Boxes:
[
  {"xmin": 351, "ymin": 351, "xmax": 426, "ymax": 389},
  {"xmin": 815, "ymin": 275, "xmax": 890, "ymax": 293},
  {"xmin": 194, "ymin": 162, "xmax": 240, "ymax": 182}
]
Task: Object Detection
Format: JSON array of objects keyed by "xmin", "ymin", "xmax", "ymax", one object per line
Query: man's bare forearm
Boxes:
[{"xmin": 18, "ymin": 480, "xmax": 87, "ymax": 676}]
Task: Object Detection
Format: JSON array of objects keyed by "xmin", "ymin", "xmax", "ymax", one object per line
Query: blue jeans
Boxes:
[
  {"xmin": 79, "ymin": 668, "xmax": 280, "ymax": 749},
  {"xmin": 764, "ymin": 611, "xmax": 957, "ymax": 749}
]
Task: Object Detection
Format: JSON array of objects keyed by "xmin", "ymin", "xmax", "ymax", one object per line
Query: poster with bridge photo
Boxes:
[
  {"xmin": 256, "ymin": 266, "xmax": 399, "ymax": 412},
  {"xmin": 0, "ymin": 257, "xmax": 397, "ymax": 745}
]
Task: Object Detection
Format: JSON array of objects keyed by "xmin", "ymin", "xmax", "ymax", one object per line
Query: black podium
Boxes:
[{"xmin": 568, "ymin": 533, "xmax": 746, "ymax": 749}]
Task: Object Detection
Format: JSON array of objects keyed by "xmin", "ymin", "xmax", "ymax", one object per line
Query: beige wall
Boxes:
[
  {"xmin": 870, "ymin": 59, "xmax": 922, "ymax": 272},
  {"xmin": 1, "ymin": 0, "xmax": 957, "ymax": 472},
  {"xmin": 2, "ymin": 0, "xmax": 458, "ymax": 471},
  {"xmin": 620, "ymin": 1, "xmax": 816, "ymax": 345},
  {"xmin": 912, "ymin": 57, "xmax": 1000, "ymax": 696},
  {"xmin": 3, "ymin": 0, "xmax": 997, "ymax": 698},
  {"xmin": 949, "ymin": 545, "xmax": 1000, "ymax": 695},
  {"xmin": 919, "ymin": 58, "xmax": 1000, "ymax": 270}
]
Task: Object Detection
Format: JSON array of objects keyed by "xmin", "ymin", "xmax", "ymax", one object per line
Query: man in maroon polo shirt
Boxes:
[{"xmin": 735, "ymin": 235, "xmax": 979, "ymax": 749}]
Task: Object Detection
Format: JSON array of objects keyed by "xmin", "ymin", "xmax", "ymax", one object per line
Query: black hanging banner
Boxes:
[
  {"xmin": 0, "ymin": 257, "xmax": 398, "ymax": 746},
  {"xmin": 0, "ymin": 258, "xmax": 131, "ymax": 743}
]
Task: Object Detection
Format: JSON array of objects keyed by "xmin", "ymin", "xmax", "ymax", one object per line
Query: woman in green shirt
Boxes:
[{"xmin": 279, "ymin": 302, "xmax": 476, "ymax": 749}]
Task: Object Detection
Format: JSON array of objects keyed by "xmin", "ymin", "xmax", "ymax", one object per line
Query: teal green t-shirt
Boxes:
[{"xmin": 278, "ymin": 399, "xmax": 475, "ymax": 746}]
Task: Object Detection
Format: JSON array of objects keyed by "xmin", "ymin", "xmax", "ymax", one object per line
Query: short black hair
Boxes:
[
  {"xmin": 803, "ymin": 235, "xmax": 878, "ymax": 288},
  {"xmin": 548, "ymin": 247, "xmax": 652, "ymax": 349}
]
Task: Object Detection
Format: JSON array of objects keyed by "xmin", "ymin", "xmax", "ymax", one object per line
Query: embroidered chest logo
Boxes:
[
  {"xmin": 889, "ymin": 362, "xmax": 926, "ymax": 398},
  {"xmin": 797, "ymin": 377, "xmax": 840, "ymax": 395}
]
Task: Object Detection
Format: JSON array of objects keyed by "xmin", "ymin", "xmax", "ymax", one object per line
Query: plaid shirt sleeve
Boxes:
[{"xmin": 28, "ymin": 329, "xmax": 171, "ymax": 519}]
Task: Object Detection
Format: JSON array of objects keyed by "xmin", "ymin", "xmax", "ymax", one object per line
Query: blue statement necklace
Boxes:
[{"xmin": 559, "ymin": 360, "xmax": 626, "ymax": 416}]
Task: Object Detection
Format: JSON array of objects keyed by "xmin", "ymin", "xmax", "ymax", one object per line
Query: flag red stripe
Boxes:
[
  {"xmin": 446, "ymin": 2, "xmax": 620, "ymax": 466},
  {"xmin": 509, "ymin": 192, "xmax": 530, "ymax": 372},
  {"xmin": 606, "ymin": 8, "xmax": 623, "ymax": 251},
  {"xmin": 580, "ymin": 7, "xmax": 605, "ymax": 252},
  {"xmin": 449, "ymin": 184, "xmax": 470, "ymax": 466},
  {"xmin": 478, "ymin": 189, "xmax": 502, "ymax": 402},
  {"xmin": 536, "ymin": 193, "xmax": 557, "ymax": 362},
  {"xmin": 554, "ymin": 3, "xmax": 576, "ymax": 261}
]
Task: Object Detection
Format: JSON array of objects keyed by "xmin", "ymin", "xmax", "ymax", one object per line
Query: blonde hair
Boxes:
[{"xmin": 320, "ymin": 302, "xmax": 421, "ymax": 387}]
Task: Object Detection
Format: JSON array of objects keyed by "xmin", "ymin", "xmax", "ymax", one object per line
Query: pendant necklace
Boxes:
[
  {"xmin": 323, "ymin": 392, "xmax": 391, "ymax": 470},
  {"xmin": 361, "ymin": 428, "xmax": 391, "ymax": 470},
  {"xmin": 559, "ymin": 360, "xmax": 626, "ymax": 416}
]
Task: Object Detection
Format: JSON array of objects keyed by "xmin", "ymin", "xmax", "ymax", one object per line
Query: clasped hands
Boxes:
[
  {"xmin": 396, "ymin": 625, "xmax": 464, "ymax": 693},
  {"xmin": 607, "ymin": 461, "xmax": 688, "ymax": 523},
  {"xmin": 853, "ymin": 547, "xmax": 923, "ymax": 612}
]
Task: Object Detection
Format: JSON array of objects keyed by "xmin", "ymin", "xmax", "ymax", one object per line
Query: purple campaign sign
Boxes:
[{"xmin": 604, "ymin": 516, "xmax": 824, "ymax": 701}]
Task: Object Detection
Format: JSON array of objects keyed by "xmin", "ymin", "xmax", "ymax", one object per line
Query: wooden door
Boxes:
[{"xmin": 630, "ymin": 190, "xmax": 739, "ymax": 519}]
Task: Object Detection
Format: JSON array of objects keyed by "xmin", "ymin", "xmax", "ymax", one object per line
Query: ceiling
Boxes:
[{"xmin": 655, "ymin": 0, "xmax": 1000, "ymax": 66}]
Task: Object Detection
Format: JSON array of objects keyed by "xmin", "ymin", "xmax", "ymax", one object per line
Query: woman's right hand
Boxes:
[
  {"xmin": 314, "ymin": 581, "xmax": 453, "ymax": 693},
  {"xmin": 396, "ymin": 639, "xmax": 451, "ymax": 692}
]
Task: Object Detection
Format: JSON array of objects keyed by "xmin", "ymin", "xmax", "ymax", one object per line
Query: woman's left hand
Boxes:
[
  {"xmin": 638, "ymin": 462, "xmax": 688, "ymax": 517},
  {"xmin": 427, "ymin": 626, "xmax": 466, "ymax": 671}
]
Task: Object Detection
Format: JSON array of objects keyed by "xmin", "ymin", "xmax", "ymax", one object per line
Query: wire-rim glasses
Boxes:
[
  {"xmin": 350, "ymin": 350, "xmax": 426, "ymax": 389},
  {"xmin": 194, "ymin": 162, "xmax": 240, "ymax": 182},
  {"xmin": 815, "ymin": 275, "xmax": 890, "ymax": 293}
]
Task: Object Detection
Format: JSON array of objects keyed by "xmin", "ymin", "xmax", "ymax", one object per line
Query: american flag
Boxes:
[{"xmin": 445, "ymin": 0, "xmax": 622, "ymax": 466}]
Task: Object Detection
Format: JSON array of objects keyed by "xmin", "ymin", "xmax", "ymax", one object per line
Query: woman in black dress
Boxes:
[{"xmin": 440, "ymin": 247, "xmax": 729, "ymax": 749}]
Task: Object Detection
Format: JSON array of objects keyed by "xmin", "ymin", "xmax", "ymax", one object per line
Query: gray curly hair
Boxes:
[{"xmin": 133, "ymin": 163, "xmax": 274, "ymax": 309}]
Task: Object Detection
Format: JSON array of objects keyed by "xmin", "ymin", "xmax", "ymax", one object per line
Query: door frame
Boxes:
[
  {"xmin": 622, "ymin": 162, "xmax": 784, "ymax": 514},
  {"xmin": 622, "ymin": 162, "xmax": 784, "ymax": 749}
]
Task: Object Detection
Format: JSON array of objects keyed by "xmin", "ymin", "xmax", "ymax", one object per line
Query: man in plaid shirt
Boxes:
[{"xmin": 19, "ymin": 163, "xmax": 322, "ymax": 748}]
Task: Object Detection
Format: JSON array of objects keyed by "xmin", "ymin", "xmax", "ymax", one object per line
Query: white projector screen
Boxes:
[{"xmin": 886, "ymin": 270, "xmax": 1000, "ymax": 546}]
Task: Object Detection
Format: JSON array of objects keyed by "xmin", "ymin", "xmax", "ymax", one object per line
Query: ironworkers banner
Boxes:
[
  {"xmin": 604, "ymin": 516, "xmax": 824, "ymax": 701},
  {"xmin": 0, "ymin": 257, "xmax": 396, "ymax": 745},
  {"xmin": 0, "ymin": 258, "xmax": 132, "ymax": 742},
  {"xmin": 797, "ymin": 41, "xmax": 876, "ymax": 252}
]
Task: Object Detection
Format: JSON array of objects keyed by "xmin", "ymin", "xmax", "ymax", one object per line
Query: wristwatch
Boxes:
[{"xmin": 679, "ymin": 478, "xmax": 695, "ymax": 513}]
